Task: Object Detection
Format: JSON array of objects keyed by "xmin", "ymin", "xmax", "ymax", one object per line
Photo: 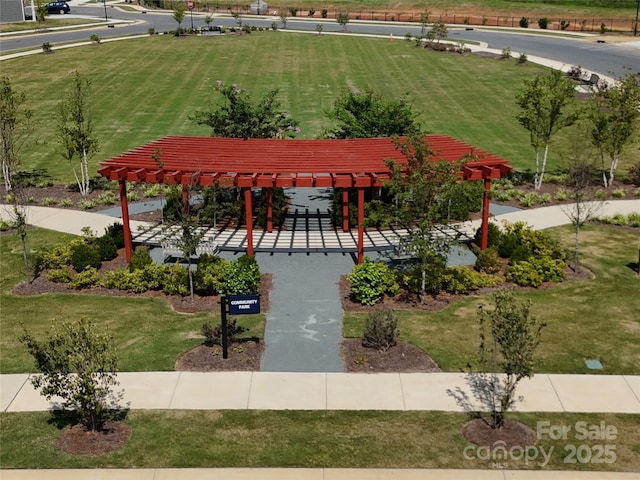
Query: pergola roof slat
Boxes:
[{"xmin": 100, "ymin": 135, "xmax": 511, "ymax": 188}]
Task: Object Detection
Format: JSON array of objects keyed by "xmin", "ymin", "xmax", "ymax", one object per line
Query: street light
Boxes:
[
  {"xmin": 635, "ymin": 0, "xmax": 639, "ymax": 36},
  {"xmin": 103, "ymin": 0, "xmax": 108, "ymax": 22}
]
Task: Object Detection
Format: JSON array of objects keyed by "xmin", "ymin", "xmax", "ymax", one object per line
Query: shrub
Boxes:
[
  {"xmin": 105, "ymin": 223, "xmax": 125, "ymax": 249},
  {"xmin": 90, "ymin": 34, "xmax": 101, "ymax": 44},
  {"xmin": 148, "ymin": 27, "xmax": 156, "ymax": 35},
  {"xmin": 362, "ymin": 309, "xmax": 398, "ymax": 351},
  {"xmin": 635, "ymin": 188, "xmax": 640, "ymax": 198},
  {"xmin": 321, "ymin": 8, "xmax": 327, "ymax": 18},
  {"xmin": 474, "ymin": 222, "xmax": 502, "ymax": 248},
  {"xmin": 348, "ymin": 258, "xmax": 399, "ymax": 305},
  {"xmin": 79, "ymin": 200, "xmax": 98, "ymax": 210},
  {"xmin": 201, "ymin": 319, "xmax": 247, "ymax": 346},
  {"xmin": 42, "ymin": 197, "xmax": 57, "ymax": 206},
  {"xmin": 627, "ymin": 162, "xmax": 640, "ymax": 186},
  {"xmin": 96, "ymin": 235, "xmax": 117, "ymax": 261},
  {"xmin": 70, "ymin": 243, "xmax": 101, "ymax": 273},
  {"xmin": 501, "ymin": 46, "xmax": 512, "ymax": 59},
  {"xmin": 61, "ymin": 198, "xmax": 74, "ymax": 208},
  {"xmin": 143, "ymin": 184, "xmax": 161, "ymax": 198},
  {"xmin": 595, "ymin": 189, "xmax": 607, "ymax": 200},
  {"xmin": 517, "ymin": 52, "xmax": 528, "ymax": 64},
  {"xmin": 475, "ymin": 247, "xmax": 502, "ymax": 274},
  {"xmin": 222, "ymin": 255, "xmax": 261, "ymax": 295},
  {"xmin": 70, "ymin": 267, "xmax": 101, "ymax": 289},
  {"xmin": 42, "ymin": 42, "xmax": 52, "ymax": 53},
  {"xmin": 194, "ymin": 254, "xmax": 229, "ymax": 295},
  {"xmin": 519, "ymin": 192, "xmax": 538, "ymax": 207},
  {"xmin": 162, "ymin": 264, "xmax": 189, "ymax": 296},
  {"xmin": 600, "ymin": 23, "xmax": 606, "ymax": 34},
  {"xmin": 128, "ymin": 246, "xmax": 152, "ymax": 272},
  {"xmin": 97, "ymin": 191, "xmax": 117, "ymax": 205},
  {"xmin": 560, "ymin": 20, "xmax": 570, "ymax": 30},
  {"xmin": 538, "ymin": 17, "xmax": 549, "ymax": 29},
  {"xmin": 554, "ymin": 188, "xmax": 568, "ymax": 201},
  {"xmin": 519, "ymin": 17, "xmax": 528, "ymax": 28},
  {"xmin": 505, "ymin": 261, "xmax": 543, "ymax": 287},
  {"xmin": 612, "ymin": 188, "xmax": 627, "ymax": 198},
  {"xmin": 627, "ymin": 213, "xmax": 640, "ymax": 227},
  {"xmin": 46, "ymin": 268, "xmax": 72, "ymax": 283}
]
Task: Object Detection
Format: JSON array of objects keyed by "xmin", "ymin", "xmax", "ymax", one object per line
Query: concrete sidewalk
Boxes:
[
  {"xmin": 3, "ymin": 372, "xmax": 639, "ymax": 414},
  {"xmin": 1, "ymin": 468, "xmax": 639, "ymax": 480}
]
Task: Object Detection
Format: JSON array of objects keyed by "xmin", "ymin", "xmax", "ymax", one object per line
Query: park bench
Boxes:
[{"xmin": 161, "ymin": 237, "xmax": 219, "ymax": 261}]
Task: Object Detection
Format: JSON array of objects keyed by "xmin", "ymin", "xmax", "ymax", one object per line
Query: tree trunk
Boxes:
[
  {"xmin": 534, "ymin": 144, "xmax": 550, "ymax": 190},
  {"xmin": 608, "ymin": 155, "xmax": 618, "ymax": 188},
  {"xmin": 2, "ymin": 161, "xmax": 12, "ymax": 191}
]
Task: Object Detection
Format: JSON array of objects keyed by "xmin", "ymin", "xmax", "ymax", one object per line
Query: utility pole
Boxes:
[
  {"xmin": 635, "ymin": 0, "xmax": 639, "ymax": 36},
  {"xmin": 103, "ymin": 0, "xmax": 108, "ymax": 22}
]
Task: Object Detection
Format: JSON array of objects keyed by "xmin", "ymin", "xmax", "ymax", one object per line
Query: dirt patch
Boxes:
[
  {"xmin": 341, "ymin": 338, "xmax": 441, "ymax": 373},
  {"xmin": 463, "ymin": 418, "xmax": 537, "ymax": 449},
  {"xmin": 56, "ymin": 421, "xmax": 132, "ymax": 455},
  {"xmin": 175, "ymin": 341, "xmax": 264, "ymax": 371}
]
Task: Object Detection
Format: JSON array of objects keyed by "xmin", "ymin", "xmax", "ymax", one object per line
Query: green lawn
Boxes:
[
  {"xmin": 1, "ymin": 410, "xmax": 639, "ymax": 470},
  {"xmin": 1, "ymin": 32, "xmax": 589, "ymax": 185},
  {"xmin": 344, "ymin": 224, "xmax": 640, "ymax": 375},
  {"xmin": 0, "ymin": 228, "xmax": 264, "ymax": 373}
]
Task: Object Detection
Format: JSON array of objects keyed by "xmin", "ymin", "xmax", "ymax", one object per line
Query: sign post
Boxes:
[
  {"xmin": 219, "ymin": 294, "xmax": 260, "ymax": 359},
  {"xmin": 188, "ymin": 0, "xmax": 194, "ymax": 31}
]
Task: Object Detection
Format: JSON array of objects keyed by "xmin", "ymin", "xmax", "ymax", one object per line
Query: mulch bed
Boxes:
[
  {"xmin": 175, "ymin": 341, "xmax": 264, "ymax": 371},
  {"xmin": 57, "ymin": 421, "xmax": 132, "ymax": 455},
  {"xmin": 463, "ymin": 418, "xmax": 537, "ymax": 449},
  {"xmin": 341, "ymin": 338, "xmax": 441, "ymax": 373}
]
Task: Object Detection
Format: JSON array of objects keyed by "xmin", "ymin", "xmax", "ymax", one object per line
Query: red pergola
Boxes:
[{"xmin": 98, "ymin": 135, "xmax": 512, "ymax": 262}]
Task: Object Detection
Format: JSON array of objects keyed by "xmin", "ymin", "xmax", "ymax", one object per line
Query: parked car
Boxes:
[{"xmin": 46, "ymin": 2, "xmax": 70, "ymax": 14}]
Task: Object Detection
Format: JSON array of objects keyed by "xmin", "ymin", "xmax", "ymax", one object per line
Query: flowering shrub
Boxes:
[{"xmin": 348, "ymin": 258, "xmax": 399, "ymax": 305}]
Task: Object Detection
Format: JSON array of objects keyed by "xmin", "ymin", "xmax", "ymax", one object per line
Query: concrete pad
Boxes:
[
  {"xmin": 401, "ymin": 373, "xmax": 475, "ymax": 412},
  {"xmin": 327, "ymin": 373, "xmax": 404, "ymax": 410},
  {"xmin": 5, "ymin": 374, "xmax": 66, "ymax": 412},
  {"xmin": 0, "ymin": 470, "xmax": 156, "ymax": 480},
  {"xmin": 117, "ymin": 372, "xmax": 180, "ymax": 409},
  {"xmin": 511, "ymin": 375, "xmax": 564, "ymax": 412},
  {"xmin": 169, "ymin": 371, "xmax": 253, "ymax": 409},
  {"xmin": 326, "ymin": 469, "xmax": 504, "ymax": 480},
  {"xmin": 247, "ymin": 372, "xmax": 326, "ymax": 410},
  {"xmin": 155, "ymin": 468, "xmax": 324, "ymax": 480},
  {"xmin": 623, "ymin": 376, "xmax": 640, "ymax": 402},
  {"xmin": 0, "ymin": 374, "xmax": 29, "ymax": 411},
  {"xmin": 548, "ymin": 375, "xmax": 640, "ymax": 413}
]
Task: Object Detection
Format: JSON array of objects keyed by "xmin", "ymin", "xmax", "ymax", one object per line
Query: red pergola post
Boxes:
[
  {"xmin": 357, "ymin": 187, "xmax": 364, "ymax": 264},
  {"xmin": 244, "ymin": 188, "xmax": 254, "ymax": 257},
  {"xmin": 266, "ymin": 187, "xmax": 273, "ymax": 233},
  {"xmin": 181, "ymin": 184, "xmax": 189, "ymax": 214},
  {"xmin": 342, "ymin": 188, "xmax": 349, "ymax": 232},
  {"xmin": 481, "ymin": 177, "xmax": 491, "ymax": 250},
  {"xmin": 119, "ymin": 180, "xmax": 133, "ymax": 262}
]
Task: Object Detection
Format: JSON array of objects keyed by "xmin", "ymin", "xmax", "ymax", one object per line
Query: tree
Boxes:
[
  {"xmin": 516, "ymin": 69, "xmax": 578, "ymax": 190},
  {"xmin": 173, "ymin": 2, "xmax": 186, "ymax": 35},
  {"xmin": 428, "ymin": 21, "xmax": 448, "ymax": 42},
  {"xmin": 315, "ymin": 23, "xmax": 323, "ymax": 34},
  {"xmin": 191, "ymin": 81, "xmax": 299, "ymax": 139},
  {"xmin": 279, "ymin": 11, "xmax": 287, "ymax": 28},
  {"xmin": 1, "ymin": 77, "xmax": 32, "ymax": 192},
  {"xmin": 476, "ymin": 290, "xmax": 545, "ymax": 428},
  {"xmin": 324, "ymin": 88, "xmax": 421, "ymax": 139},
  {"xmin": 419, "ymin": 10, "xmax": 430, "ymax": 35},
  {"xmin": 20, "ymin": 318, "xmax": 122, "ymax": 432},
  {"xmin": 384, "ymin": 135, "xmax": 464, "ymax": 301},
  {"xmin": 57, "ymin": 72, "xmax": 99, "ymax": 196},
  {"xmin": 35, "ymin": 0, "xmax": 47, "ymax": 22},
  {"xmin": 337, "ymin": 11, "xmax": 350, "ymax": 31},
  {"xmin": 560, "ymin": 148, "xmax": 602, "ymax": 270},
  {"xmin": 589, "ymin": 72, "xmax": 640, "ymax": 188}
]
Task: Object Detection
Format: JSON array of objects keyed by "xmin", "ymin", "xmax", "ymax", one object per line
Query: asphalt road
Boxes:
[{"xmin": 1, "ymin": 5, "xmax": 639, "ymax": 77}]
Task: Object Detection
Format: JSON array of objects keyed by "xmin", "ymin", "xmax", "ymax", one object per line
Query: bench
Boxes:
[{"xmin": 161, "ymin": 237, "xmax": 219, "ymax": 260}]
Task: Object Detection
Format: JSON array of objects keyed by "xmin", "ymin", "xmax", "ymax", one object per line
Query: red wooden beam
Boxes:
[{"xmin": 244, "ymin": 188, "xmax": 254, "ymax": 257}]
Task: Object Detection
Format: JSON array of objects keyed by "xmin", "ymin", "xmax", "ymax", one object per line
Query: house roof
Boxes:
[{"xmin": 98, "ymin": 135, "xmax": 512, "ymax": 188}]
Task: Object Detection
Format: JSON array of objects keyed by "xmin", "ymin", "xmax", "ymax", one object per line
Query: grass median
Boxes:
[{"xmin": 0, "ymin": 411, "xmax": 638, "ymax": 470}]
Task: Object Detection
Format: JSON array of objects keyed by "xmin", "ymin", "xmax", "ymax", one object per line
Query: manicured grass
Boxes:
[
  {"xmin": 0, "ymin": 411, "xmax": 638, "ymax": 470},
  {"xmin": 2, "ymin": 33, "xmax": 569, "ymax": 184},
  {"xmin": 344, "ymin": 224, "xmax": 640, "ymax": 374},
  {"xmin": 0, "ymin": 228, "xmax": 265, "ymax": 373},
  {"xmin": 0, "ymin": 18, "xmax": 103, "ymax": 33}
]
